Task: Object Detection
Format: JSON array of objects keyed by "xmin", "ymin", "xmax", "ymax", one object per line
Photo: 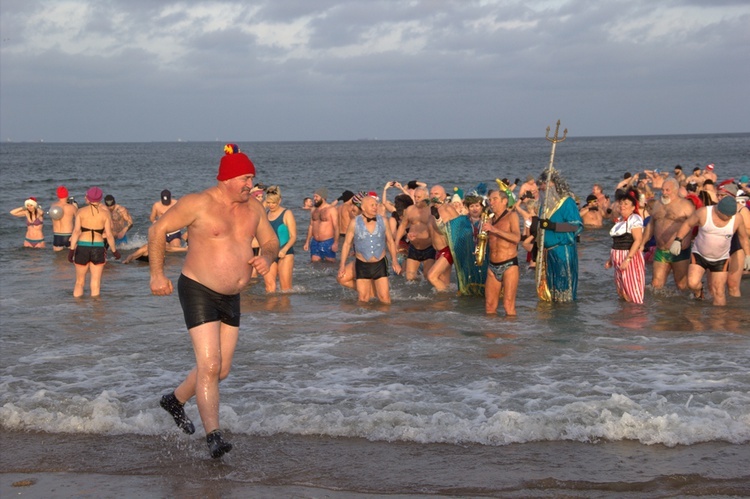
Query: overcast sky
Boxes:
[{"xmin": 1, "ymin": 0, "xmax": 748, "ymax": 142}]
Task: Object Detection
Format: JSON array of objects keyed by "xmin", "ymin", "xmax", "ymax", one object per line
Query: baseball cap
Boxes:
[{"xmin": 338, "ymin": 190, "xmax": 355, "ymax": 202}]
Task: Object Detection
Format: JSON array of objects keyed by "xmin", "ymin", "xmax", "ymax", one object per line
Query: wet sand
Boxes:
[{"xmin": 2, "ymin": 429, "xmax": 749, "ymax": 498}]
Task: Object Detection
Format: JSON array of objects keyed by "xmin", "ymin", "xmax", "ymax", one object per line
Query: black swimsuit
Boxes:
[{"xmin": 178, "ymin": 274, "xmax": 241, "ymax": 330}]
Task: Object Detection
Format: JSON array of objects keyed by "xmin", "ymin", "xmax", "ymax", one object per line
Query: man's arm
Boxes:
[
  {"xmin": 303, "ymin": 210, "xmax": 314, "ymax": 250},
  {"xmin": 121, "ymin": 207, "xmax": 134, "ymax": 234},
  {"xmin": 734, "ymin": 216, "xmax": 750, "ymax": 256},
  {"xmin": 394, "ymin": 207, "xmax": 411, "ymax": 244},
  {"xmin": 384, "ymin": 217, "xmax": 401, "ymax": 275},
  {"xmin": 149, "ymin": 195, "xmax": 199, "ymax": 294},
  {"xmin": 338, "ymin": 219, "xmax": 356, "ymax": 274},
  {"xmin": 330, "ymin": 206, "xmax": 339, "ymax": 252},
  {"xmin": 149, "ymin": 203, "xmax": 159, "ymax": 223},
  {"xmin": 670, "ymin": 209, "xmax": 702, "ymax": 254}
]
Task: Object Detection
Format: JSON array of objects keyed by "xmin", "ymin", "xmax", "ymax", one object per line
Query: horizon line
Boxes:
[{"xmin": 2, "ymin": 131, "xmax": 749, "ymax": 144}]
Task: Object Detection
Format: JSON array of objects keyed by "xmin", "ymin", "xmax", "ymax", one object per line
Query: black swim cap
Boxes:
[
  {"xmin": 104, "ymin": 194, "xmax": 115, "ymax": 206},
  {"xmin": 161, "ymin": 189, "xmax": 171, "ymax": 205}
]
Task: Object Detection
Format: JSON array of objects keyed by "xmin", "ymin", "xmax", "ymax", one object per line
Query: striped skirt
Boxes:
[{"xmin": 610, "ymin": 249, "xmax": 645, "ymax": 304}]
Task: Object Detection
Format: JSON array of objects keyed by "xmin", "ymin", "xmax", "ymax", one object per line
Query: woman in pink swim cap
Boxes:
[{"xmin": 67, "ymin": 186, "xmax": 121, "ymax": 297}]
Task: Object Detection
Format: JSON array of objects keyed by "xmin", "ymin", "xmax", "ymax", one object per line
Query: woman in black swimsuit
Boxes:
[{"xmin": 68, "ymin": 187, "xmax": 120, "ymax": 297}]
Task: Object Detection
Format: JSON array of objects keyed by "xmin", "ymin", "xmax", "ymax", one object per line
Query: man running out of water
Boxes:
[{"xmin": 150, "ymin": 144, "xmax": 278, "ymax": 458}]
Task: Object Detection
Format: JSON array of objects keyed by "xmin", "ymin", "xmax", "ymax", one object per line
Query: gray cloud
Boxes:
[{"xmin": 1, "ymin": 0, "xmax": 748, "ymax": 142}]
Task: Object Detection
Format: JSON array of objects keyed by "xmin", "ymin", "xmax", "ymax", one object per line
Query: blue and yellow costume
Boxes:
[{"xmin": 538, "ymin": 195, "xmax": 583, "ymax": 302}]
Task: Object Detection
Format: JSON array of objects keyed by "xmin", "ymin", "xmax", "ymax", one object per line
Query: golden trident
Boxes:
[
  {"xmin": 535, "ymin": 120, "xmax": 567, "ymax": 301},
  {"xmin": 545, "ymin": 120, "xmax": 567, "ymax": 169}
]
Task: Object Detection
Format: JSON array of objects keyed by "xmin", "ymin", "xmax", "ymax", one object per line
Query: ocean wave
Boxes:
[{"xmin": 2, "ymin": 390, "xmax": 748, "ymax": 447}]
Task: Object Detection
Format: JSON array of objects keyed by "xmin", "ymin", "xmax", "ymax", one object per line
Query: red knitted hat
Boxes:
[{"xmin": 217, "ymin": 144, "xmax": 255, "ymax": 181}]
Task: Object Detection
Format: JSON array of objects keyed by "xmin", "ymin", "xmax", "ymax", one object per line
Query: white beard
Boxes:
[{"xmin": 660, "ymin": 195, "xmax": 672, "ymax": 205}]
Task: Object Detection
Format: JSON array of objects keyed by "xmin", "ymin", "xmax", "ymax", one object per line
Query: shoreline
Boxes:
[{"xmin": 3, "ymin": 430, "xmax": 749, "ymax": 498}]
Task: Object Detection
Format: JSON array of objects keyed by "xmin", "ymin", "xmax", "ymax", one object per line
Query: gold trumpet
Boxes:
[{"xmin": 474, "ymin": 211, "xmax": 491, "ymax": 266}]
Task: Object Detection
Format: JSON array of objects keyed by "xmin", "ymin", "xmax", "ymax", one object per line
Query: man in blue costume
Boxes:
[{"xmin": 537, "ymin": 169, "xmax": 583, "ymax": 302}]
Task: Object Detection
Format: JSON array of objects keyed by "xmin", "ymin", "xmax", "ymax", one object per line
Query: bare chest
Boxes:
[{"xmin": 312, "ymin": 208, "xmax": 331, "ymax": 223}]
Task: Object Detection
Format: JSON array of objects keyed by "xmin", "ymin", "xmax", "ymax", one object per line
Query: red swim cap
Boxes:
[
  {"xmin": 217, "ymin": 144, "xmax": 255, "ymax": 181},
  {"xmin": 57, "ymin": 186, "xmax": 69, "ymax": 199}
]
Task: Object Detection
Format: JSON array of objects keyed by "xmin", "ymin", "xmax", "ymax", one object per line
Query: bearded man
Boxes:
[
  {"xmin": 536, "ymin": 169, "xmax": 583, "ymax": 302},
  {"xmin": 643, "ymin": 177, "xmax": 695, "ymax": 290}
]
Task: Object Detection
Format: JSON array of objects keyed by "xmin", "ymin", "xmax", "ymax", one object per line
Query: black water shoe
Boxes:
[
  {"xmin": 160, "ymin": 392, "xmax": 195, "ymax": 435},
  {"xmin": 206, "ymin": 430, "xmax": 233, "ymax": 458}
]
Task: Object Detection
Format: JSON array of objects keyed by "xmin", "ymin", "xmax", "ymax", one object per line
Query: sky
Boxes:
[{"xmin": 1, "ymin": 0, "xmax": 749, "ymax": 142}]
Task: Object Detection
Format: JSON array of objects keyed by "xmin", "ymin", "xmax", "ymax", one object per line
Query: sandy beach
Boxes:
[{"xmin": 3, "ymin": 429, "xmax": 749, "ymax": 498}]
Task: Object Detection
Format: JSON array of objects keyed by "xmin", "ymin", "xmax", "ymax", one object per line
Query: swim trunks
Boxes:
[
  {"xmin": 435, "ymin": 246, "xmax": 454, "ymax": 265},
  {"xmin": 691, "ymin": 252, "xmax": 728, "ymax": 273},
  {"xmin": 74, "ymin": 241, "xmax": 106, "ymax": 265},
  {"xmin": 115, "ymin": 235, "xmax": 128, "ymax": 246},
  {"xmin": 166, "ymin": 230, "xmax": 182, "ymax": 243},
  {"xmin": 653, "ymin": 247, "xmax": 690, "ymax": 263},
  {"xmin": 407, "ymin": 244, "xmax": 436, "ymax": 262},
  {"xmin": 488, "ymin": 256, "xmax": 519, "ymax": 281},
  {"xmin": 53, "ymin": 233, "xmax": 72, "ymax": 248},
  {"xmin": 355, "ymin": 257, "xmax": 389, "ymax": 280},
  {"xmin": 310, "ymin": 237, "xmax": 336, "ymax": 259},
  {"xmin": 177, "ymin": 274, "xmax": 240, "ymax": 330}
]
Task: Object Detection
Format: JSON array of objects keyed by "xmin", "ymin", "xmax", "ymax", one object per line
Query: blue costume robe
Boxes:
[
  {"xmin": 539, "ymin": 196, "xmax": 583, "ymax": 302},
  {"xmin": 444, "ymin": 215, "xmax": 488, "ymax": 296}
]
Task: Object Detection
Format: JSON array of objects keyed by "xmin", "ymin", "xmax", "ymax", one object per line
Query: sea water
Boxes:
[{"xmin": 1, "ymin": 134, "xmax": 749, "ymax": 496}]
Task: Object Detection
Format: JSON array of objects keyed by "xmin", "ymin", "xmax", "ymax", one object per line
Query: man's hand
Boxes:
[
  {"xmin": 249, "ymin": 255, "xmax": 273, "ymax": 276},
  {"xmin": 669, "ymin": 239, "xmax": 682, "ymax": 256},
  {"xmin": 150, "ymin": 274, "xmax": 173, "ymax": 296}
]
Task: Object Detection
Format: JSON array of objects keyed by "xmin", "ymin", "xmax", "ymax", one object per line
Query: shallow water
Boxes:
[{"xmin": 1, "ymin": 135, "xmax": 749, "ymax": 495}]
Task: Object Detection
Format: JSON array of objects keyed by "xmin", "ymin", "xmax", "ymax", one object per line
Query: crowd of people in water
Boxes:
[
  {"xmin": 9, "ymin": 161, "xmax": 750, "ymax": 309},
  {"xmin": 10, "ymin": 145, "xmax": 750, "ymax": 459}
]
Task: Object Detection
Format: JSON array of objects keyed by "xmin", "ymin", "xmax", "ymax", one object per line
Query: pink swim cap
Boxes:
[{"xmin": 86, "ymin": 186, "xmax": 103, "ymax": 203}]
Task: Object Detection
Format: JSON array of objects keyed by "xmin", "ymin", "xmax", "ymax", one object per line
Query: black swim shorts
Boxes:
[
  {"xmin": 355, "ymin": 257, "xmax": 389, "ymax": 280},
  {"xmin": 53, "ymin": 233, "xmax": 71, "ymax": 248},
  {"xmin": 691, "ymin": 253, "xmax": 729, "ymax": 273},
  {"xmin": 74, "ymin": 244, "xmax": 106, "ymax": 265},
  {"xmin": 178, "ymin": 274, "xmax": 240, "ymax": 330},
  {"xmin": 407, "ymin": 244, "xmax": 436, "ymax": 262}
]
